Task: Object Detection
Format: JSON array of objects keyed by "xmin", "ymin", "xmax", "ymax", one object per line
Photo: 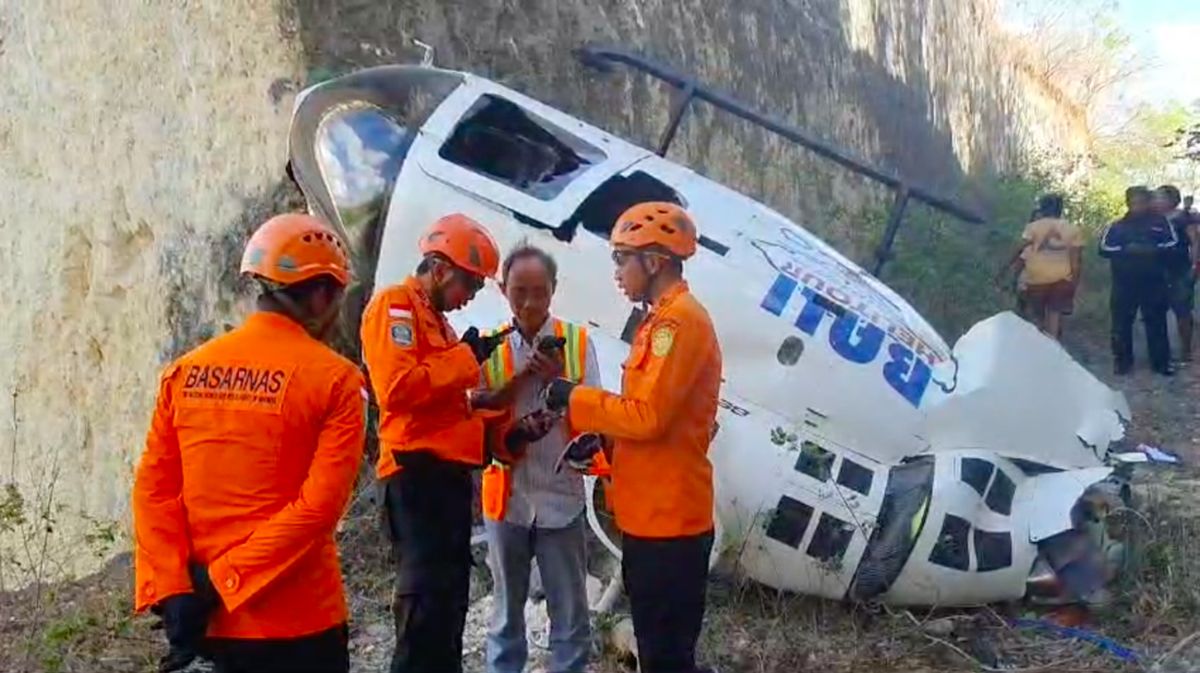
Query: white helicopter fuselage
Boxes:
[{"xmin": 287, "ymin": 66, "xmax": 1130, "ymax": 606}]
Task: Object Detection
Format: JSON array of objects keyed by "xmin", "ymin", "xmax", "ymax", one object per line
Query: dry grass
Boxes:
[{"xmin": 2, "ymin": 470, "xmax": 1197, "ymax": 673}]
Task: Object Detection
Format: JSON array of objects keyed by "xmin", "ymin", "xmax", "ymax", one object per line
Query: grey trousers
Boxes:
[{"xmin": 485, "ymin": 514, "xmax": 590, "ymax": 673}]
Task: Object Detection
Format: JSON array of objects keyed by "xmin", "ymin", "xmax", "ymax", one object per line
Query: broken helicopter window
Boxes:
[
  {"xmin": 315, "ymin": 103, "xmax": 413, "ymax": 259},
  {"xmin": 794, "ymin": 441, "xmax": 835, "ymax": 482},
  {"xmin": 806, "ymin": 513, "xmax": 855, "ymax": 564},
  {"xmin": 985, "ymin": 469, "xmax": 1016, "ymax": 516},
  {"xmin": 439, "ymin": 95, "xmax": 606, "ymax": 201},
  {"xmin": 974, "ymin": 528, "xmax": 1013, "ymax": 572},
  {"xmin": 765, "ymin": 495, "xmax": 815, "ymax": 549},
  {"xmin": 929, "ymin": 514, "xmax": 971, "ymax": 571},
  {"xmin": 960, "ymin": 457, "xmax": 994, "ymax": 497},
  {"xmin": 836, "ymin": 458, "xmax": 873, "ymax": 496},
  {"xmin": 566, "ymin": 169, "xmax": 683, "ymax": 238},
  {"xmin": 849, "ymin": 456, "xmax": 934, "ymax": 601}
]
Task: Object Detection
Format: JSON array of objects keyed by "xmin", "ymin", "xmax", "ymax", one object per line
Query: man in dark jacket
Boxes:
[
  {"xmin": 1154, "ymin": 185, "xmax": 1198, "ymax": 363},
  {"xmin": 1099, "ymin": 186, "xmax": 1179, "ymax": 376}
]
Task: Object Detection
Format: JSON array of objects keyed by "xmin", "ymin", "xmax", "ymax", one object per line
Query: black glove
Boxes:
[
  {"xmin": 153, "ymin": 564, "xmax": 219, "ymax": 673},
  {"xmin": 556, "ymin": 433, "xmax": 604, "ymax": 474},
  {"xmin": 544, "ymin": 378, "xmax": 577, "ymax": 413},
  {"xmin": 504, "ymin": 410, "xmax": 557, "ymax": 456},
  {"xmin": 461, "ymin": 326, "xmax": 513, "ymax": 363}
]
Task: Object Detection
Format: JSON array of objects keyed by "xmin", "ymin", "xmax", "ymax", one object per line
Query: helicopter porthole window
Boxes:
[
  {"xmin": 765, "ymin": 495, "xmax": 815, "ymax": 549},
  {"xmin": 974, "ymin": 529, "xmax": 1013, "ymax": 572},
  {"xmin": 777, "ymin": 336, "xmax": 805, "ymax": 366}
]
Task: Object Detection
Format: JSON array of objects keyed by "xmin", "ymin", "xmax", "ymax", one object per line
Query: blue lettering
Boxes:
[
  {"xmin": 761, "ymin": 274, "xmax": 797, "ymax": 316},
  {"xmin": 794, "ymin": 288, "xmax": 833, "ymax": 335},
  {"xmin": 829, "ymin": 312, "xmax": 885, "ymax": 364},
  {"xmin": 883, "ymin": 343, "xmax": 932, "ymax": 408}
]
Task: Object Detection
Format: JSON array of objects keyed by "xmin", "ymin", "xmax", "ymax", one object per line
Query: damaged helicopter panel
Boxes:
[{"xmin": 286, "ymin": 64, "xmax": 1134, "ymax": 608}]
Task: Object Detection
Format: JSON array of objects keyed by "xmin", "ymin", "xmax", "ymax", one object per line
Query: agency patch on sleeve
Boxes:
[
  {"xmin": 390, "ymin": 320, "xmax": 414, "ymax": 347},
  {"xmin": 651, "ymin": 326, "xmax": 675, "ymax": 358}
]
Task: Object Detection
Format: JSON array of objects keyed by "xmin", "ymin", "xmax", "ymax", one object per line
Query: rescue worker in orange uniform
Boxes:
[
  {"xmin": 544, "ymin": 202, "xmax": 723, "ymax": 673},
  {"xmin": 361, "ymin": 214, "xmax": 555, "ymax": 673},
  {"xmin": 133, "ymin": 213, "xmax": 366, "ymax": 673}
]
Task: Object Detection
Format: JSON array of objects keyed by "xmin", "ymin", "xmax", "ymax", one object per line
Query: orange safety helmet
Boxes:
[
  {"xmin": 240, "ymin": 213, "xmax": 352, "ymax": 288},
  {"xmin": 611, "ymin": 202, "xmax": 697, "ymax": 259},
  {"xmin": 419, "ymin": 213, "xmax": 501, "ymax": 279}
]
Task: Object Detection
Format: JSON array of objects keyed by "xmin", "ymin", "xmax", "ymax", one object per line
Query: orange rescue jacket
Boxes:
[
  {"xmin": 567, "ymin": 282, "xmax": 722, "ymax": 538},
  {"xmin": 132, "ymin": 312, "xmax": 366, "ymax": 639},
  {"xmin": 361, "ymin": 276, "xmax": 488, "ymax": 478}
]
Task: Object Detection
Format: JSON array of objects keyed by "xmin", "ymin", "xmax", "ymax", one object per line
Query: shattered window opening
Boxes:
[
  {"xmin": 960, "ymin": 457, "xmax": 994, "ymax": 497},
  {"xmin": 985, "ymin": 469, "xmax": 1016, "ymax": 516},
  {"xmin": 807, "ymin": 513, "xmax": 855, "ymax": 564},
  {"xmin": 974, "ymin": 529, "xmax": 1013, "ymax": 572},
  {"xmin": 765, "ymin": 495, "xmax": 815, "ymax": 549},
  {"xmin": 439, "ymin": 95, "xmax": 606, "ymax": 201},
  {"xmin": 794, "ymin": 441, "xmax": 835, "ymax": 482},
  {"xmin": 929, "ymin": 514, "xmax": 971, "ymax": 571},
  {"xmin": 565, "ymin": 170, "xmax": 683, "ymax": 239},
  {"xmin": 836, "ymin": 459, "xmax": 873, "ymax": 496},
  {"xmin": 849, "ymin": 456, "xmax": 934, "ymax": 601}
]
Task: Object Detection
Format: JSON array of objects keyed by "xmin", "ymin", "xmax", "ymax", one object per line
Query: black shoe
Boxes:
[
  {"xmin": 1154, "ymin": 366, "xmax": 1175, "ymax": 377},
  {"xmin": 1114, "ymin": 365, "xmax": 1132, "ymax": 376}
]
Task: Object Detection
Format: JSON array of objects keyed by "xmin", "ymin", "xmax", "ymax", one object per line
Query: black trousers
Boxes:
[
  {"xmin": 205, "ymin": 624, "xmax": 349, "ymax": 673},
  {"xmin": 622, "ymin": 530, "xmax": 714, "ymax": 673},
  {"xmin": 382, "ymin": 453, "xmax": 474, "ymax": 673},
  {"xmin": 1111, "ymin": 276, "xmax": 1170, "ymax": 371}
]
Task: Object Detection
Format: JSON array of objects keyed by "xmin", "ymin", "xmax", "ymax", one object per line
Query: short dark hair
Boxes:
[
  {"xmin": 1157, "ymin": 184, "xmax": 1181, "ymax": 206},
  {"xmin": 1126, "ymin": 186, "xmax": 1152, "ymax": 203},
  {"xmin": 501, "ymin": 242, "xmax": 557, "ymax": 287},
  {"xmin": 416, "ymin": 253, "xmax": 452, "ymax": 275},
  {"xmin": 259, "ymin": 274, "xmax": 341, "ymax": 302},
  {"xmin": 1037, "ymin": 193, "xmax": 1064, "ymax": 218}
]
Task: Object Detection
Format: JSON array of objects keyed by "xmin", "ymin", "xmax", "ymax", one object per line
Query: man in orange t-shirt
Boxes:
[
  {"xmin": 133, "ymin": 213, "xmax": 366, "ymax": 673},
  {"xmin": 999, "ymin": 194, "xmax": 1083, "ymax": 340},
  {"xmin": 545, "ymin": 202, "xmax": 723, "ymax": 673}
]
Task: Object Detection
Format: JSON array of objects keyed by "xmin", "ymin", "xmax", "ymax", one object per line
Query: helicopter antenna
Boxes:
[{"xmin": 412, "ymin": 39, "xmax": 435, "ymax": 67}]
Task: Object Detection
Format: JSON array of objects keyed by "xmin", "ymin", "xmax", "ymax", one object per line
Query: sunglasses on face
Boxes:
[{"xmin": 611, "ymin": 250, "xmax": 671, "ymax": 267}]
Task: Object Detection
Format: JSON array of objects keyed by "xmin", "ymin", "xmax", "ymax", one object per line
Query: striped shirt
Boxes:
[{"xmin": 491, "ymin": 317, "xmax": 601, "ymax": 529}]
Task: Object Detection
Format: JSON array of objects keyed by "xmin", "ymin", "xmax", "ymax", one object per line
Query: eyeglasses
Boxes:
[
  {"xmin": 611, "ymin": 250, "xmax": 670, "ymax": 267},
  {"xmin": 611, "ymin": 250, "xmax": 637, "ymax": 267}
]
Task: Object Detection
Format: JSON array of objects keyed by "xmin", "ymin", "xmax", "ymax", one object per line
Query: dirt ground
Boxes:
[{"xmin": 1, "ymin": 342, "xmax": 1198, "ymax": 673}]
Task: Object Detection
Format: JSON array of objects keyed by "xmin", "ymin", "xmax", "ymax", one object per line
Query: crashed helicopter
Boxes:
[{"xmin": 284, "ymin": 52, "xmax": 1133, "ymax": 608}]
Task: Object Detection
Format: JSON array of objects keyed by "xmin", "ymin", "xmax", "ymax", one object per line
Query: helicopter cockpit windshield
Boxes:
[{"xmin": 288, "ymin": 67, "xmax": 465, "ymax": 275}]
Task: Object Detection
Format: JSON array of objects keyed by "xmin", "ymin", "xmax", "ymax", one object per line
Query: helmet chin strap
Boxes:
[{"xmin": 635, "ymin": 252, "xmax": 662, "ymax": 305}]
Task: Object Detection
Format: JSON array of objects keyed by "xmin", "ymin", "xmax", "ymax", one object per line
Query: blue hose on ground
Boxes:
[{"xmin": 1009, "ymin": 617, "xmax": 1141, "ymax": 663}]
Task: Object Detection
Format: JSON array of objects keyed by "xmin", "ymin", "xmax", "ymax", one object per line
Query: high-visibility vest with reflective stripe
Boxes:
[{"xmin": 482, "ymin": 319, "xmax": 588, "ymax": 390}]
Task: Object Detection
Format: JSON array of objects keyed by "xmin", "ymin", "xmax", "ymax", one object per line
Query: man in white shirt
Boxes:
[{"xmin": 475, "ymin": 243, "xmax": 600, "ymax": 673}]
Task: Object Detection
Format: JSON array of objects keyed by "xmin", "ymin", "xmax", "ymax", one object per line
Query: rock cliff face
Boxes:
[{"xmin": 0, "ymin": 0, "xmax": 1088, "ymax": 583}]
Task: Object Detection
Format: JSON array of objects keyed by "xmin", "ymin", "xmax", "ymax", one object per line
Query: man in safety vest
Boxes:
[
  {"xmin": 473, "ymin": 243, "xmax": 601, "ymax": 673},
  {"xmin": 133, "ymin": 213, "xmax": 366, "ymax": 673},
  {"xmin": 360, "ymin": 214, "xmax": 553, "ymax": 673},
  {"xmin": 544, "ymin": 202, "xmax": 722, "ymax": 673}
]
